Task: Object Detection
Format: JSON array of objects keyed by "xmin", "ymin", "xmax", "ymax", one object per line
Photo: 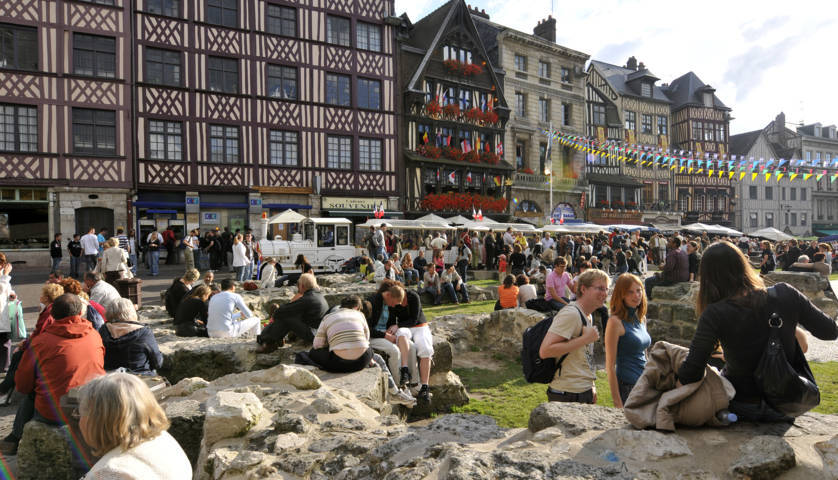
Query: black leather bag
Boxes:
[{"xmin": 753, "ymin": 298, "xmax": 820, "ymax": 417}]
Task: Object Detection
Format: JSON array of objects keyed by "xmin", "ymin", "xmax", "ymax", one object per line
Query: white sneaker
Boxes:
[{"xmin": 389, "ymin": 388, "xmax": 417, "ymax": 407}]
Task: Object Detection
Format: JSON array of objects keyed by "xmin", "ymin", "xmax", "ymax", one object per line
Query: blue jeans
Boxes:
[
  {"xmin": 129, "ymin": 253, "xmax": 137, "ymax": 275},
  {"xmin": 244, "ymin": 261, "xmax": 254, "ymax": 281},
  {"xmin": 376, "ymin": 246, "xmax": 387, "ymax": 261},
  {"xmin": 84, "ymin": 254, "xmax": 97, "ymax": 272},
  {"xmin": 149, "ymin": 250, "xmax": 160, "ymax": 276},
  {"xmin": 70, "ymin": 256, "xmax": 81, "ymax": 278},
  {"xmin": 423, "ymin": 286, "xmax": 441, "ymax": 305},
  {"xmin": 234, "ymin": 266, "xmax": 245, "ymax": 281},
  {"xmin": 442, "ymin": 282, "xmax": 459, "ymax": 303},
  {"xmin": 51, "ymin": 257, "xmax": 61, "ymax": 273},
  {"xmin": 547, "ymin": 298, "xmax": 569, "ymax": 311},
  {"xmin": 404, "ymin": 269, "xmax": 420, "ymax": 284}
]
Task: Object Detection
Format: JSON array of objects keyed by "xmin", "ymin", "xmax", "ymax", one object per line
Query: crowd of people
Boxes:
[{"xmin": 2, "ymin": 219, "xmax": 838, "ymax": 478}]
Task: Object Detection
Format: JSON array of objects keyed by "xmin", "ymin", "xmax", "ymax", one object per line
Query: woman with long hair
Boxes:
[
  {"xmin": 509, "ymin": 244, "xmax": 527, "ymax": 276},
  {"xmin": 677, "ymin": 241, "xmax": 838, "ymax": 421},
  {"xmin": 759, "ymin": 240, "xmax": 775, "ymax": 275},
  {"xmin": 496, "ymin": 274, "xmax": 519, "ymax": 310},
  {"xmin": 605, "ymin": 273, "xmax": 651, "ymax": 408}
]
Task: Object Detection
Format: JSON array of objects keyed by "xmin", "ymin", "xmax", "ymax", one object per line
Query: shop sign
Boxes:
[
  {"xmin": 202, "ymin": 212, "xmax": 219, "ymax": 224},
  {"xmin": 248, "ymin": 195, "xmax": 262, "ymax": 214},
  {"xmin": 551, "ymin": 202, "xmax": 576, "ymax": 222},
  {"xmin": 185, "ymin": 195, "xmax": 200, "ymax": 213},
  {"xmin": 321, "ymin": 197, "xmax": 381, "ymax": 211}
]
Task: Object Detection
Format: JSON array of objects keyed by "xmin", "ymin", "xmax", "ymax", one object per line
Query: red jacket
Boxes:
[
  {"xmin": 89, "ymin": 300, "xmax": 106, "ymax": 320},
  {"xmin": 33, "ymin": 304, "xmax": 55, "ymax": 338},
  {"xmin": 16, "ymin": 315, "xmax": 105, "ymax": 423}
]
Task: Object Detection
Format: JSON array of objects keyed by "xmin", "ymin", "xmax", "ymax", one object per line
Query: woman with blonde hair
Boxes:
[
  {"xmin": 232, "ymin": 233, "xmax": 247, "ymax": 281},
  {"xmin": 101, "ymin": 237, "xmax": 129, "ymax": 285},
  {"xmin": 79, "ymin": 372, "xmax": 192, "ymax": 479},
  {"xmin": 605, "ymin": 273, "xmax": 651, "ymax": 408}
]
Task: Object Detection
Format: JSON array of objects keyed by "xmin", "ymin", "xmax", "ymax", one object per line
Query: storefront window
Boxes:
[{"xmin": 0, "ymin": 188, "xmax": 49, "ymax": 249}]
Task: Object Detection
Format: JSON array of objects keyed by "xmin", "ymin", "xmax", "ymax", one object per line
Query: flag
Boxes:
[
  {"xmin": 376, "ymin": 202, "xmax": 385, "ymax": 219},
  {"xmin": 559, "ymin": 210, "xmax": 564, "ymax": 225},
  {"xmin": 372, "ymin": 204, "xmax": 379, "ymax": 218},
  {"xmin": 474, "ymin": 136, "xmax": 480, "ymax": 152},
  {"xmin": 446, "ymin": 135, "xmax": 452, "ymax": 147},
  {"xmin": 448, "ymin": 171, "xmax": 456, "ymax": 184},
  {"xmin": 436, "ymin": 131, "xmax": 442, "ymax": 146},
  {"xmin": 497, "ymin": 142, "xmax": 504, "ymax": 156},
  {"xmin": 493, "ymin": 176, "xmax": 502, "ymax": 186},
  {"xmin": 466, "ymin": 171, "xmax": 472, "ymax": 183},
  {"xmin": 484, "ymin": 141, "xmax": 490, "ymax": 152},
  {"xmin": 472, "ymin": 206, "xmax": 477, "ymax": 219},
  {"xmin": 477, "ymin": 208, "xmax": 483, "ymax": 220},
  {"xmin": 422, "ymin": 131, "xmax": 429, "ymax": 144}
]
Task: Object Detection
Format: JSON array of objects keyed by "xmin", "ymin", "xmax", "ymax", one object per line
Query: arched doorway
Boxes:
[{"xmin": 75, "ymin": 207, "xmax": 114, "ymax": 237}]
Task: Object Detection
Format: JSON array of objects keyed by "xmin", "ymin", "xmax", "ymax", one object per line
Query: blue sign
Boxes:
[{"xmin": 551, "ymin": 202, "xmax": 576, "ymax": 221}]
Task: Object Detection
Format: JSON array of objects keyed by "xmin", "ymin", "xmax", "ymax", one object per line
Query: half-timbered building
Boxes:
[
  {"xmin": 0, "ymin": 0, "xmax": 133, "ymax": 265},
  {"xmin": 397, "ymin": 0, "xmax": 512, "ymax": 218},
  {"xmin": 134, "ymin": 0, "xmax": 399, "ymax": 238},
  {"xmin": 480, "ymin": 14, "xmax": 588, "ymax": 225},
  {"xmin": 585, "ymin": 57, "xmax": 677, "ymax": 226},
  {"xmin": 663, "ymin": 71, "xmax": 733, "ymax": 225}
]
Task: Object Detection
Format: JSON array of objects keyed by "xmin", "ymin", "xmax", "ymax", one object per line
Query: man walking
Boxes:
[
  {"xmin": 80, "ymin": 227, "xmax": 100, "ymax": 272},
  {"xmin": 50, "ymin": 233, "xmax": 62, "ymax": 273},
  {"xmin": 67, "ymin": 234, "xmax": 82, "ymax": 279}
]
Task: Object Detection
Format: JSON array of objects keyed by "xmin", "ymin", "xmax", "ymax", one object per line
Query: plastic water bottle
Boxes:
[{"xmin": 716, "ymin": 410, "xmax": 738, "ymax": 425}]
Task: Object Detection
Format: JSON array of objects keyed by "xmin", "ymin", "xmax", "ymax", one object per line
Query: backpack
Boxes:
[{"xmin": 522, "ymin": 307, "xmax": 588, "ymax": 383}]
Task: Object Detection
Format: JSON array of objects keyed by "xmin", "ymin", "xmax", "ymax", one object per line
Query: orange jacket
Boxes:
[{"xmin": 16, "ymin": 315, "xmax": 105, "ymax": 423}]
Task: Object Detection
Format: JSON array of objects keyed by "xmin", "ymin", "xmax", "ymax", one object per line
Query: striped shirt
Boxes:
[
  {"xmin": 117, "ymin": 234, "xmax": 129, "ymax": 253},
  {"xmin": 312, "ymin": 308, "xmax": 370, "ymax": 351}
]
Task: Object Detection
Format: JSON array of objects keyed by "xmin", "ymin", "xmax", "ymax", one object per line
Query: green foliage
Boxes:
[{"xmin": 423, "ymin": 299, "xmax": 495, "ymax": 322}]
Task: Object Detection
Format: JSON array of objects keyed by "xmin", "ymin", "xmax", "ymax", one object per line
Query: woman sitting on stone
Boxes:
[
  {"xmin": 496, "ymin": 274, "xmax": 519, "ymax": 310},
  {"xmin": 401, "ymin": 252, "xmax": 420, "ymax": 286},
  {"xmin": 174, "ymin": 285, "xmax": 210, "ymax": 337},
  {"xmin": 307, "ymin": 295, "xmax": 373, "ymax": 373},
  {"xmin": 605, "ymin": 273, "xmax": 651, "ymax": 408},
  {"xmin": 79, "ymin": 372, "xmax": 192, "ymax": 479},
  {"xmin": 516, "ymin": 274, "xmax": 537, "ymax": 306},
  {"xmin": 165, "ymin": 268, "xmax": 199, "ymax": 317},
  {"xmin": 99, "ymin": 298, "xmax": 164, "ymax": 375},
  {"xmin": 440, "ymin": 264, "xmax": 468, "ymax": 304}
]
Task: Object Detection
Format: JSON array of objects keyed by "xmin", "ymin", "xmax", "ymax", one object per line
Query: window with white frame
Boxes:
[
  {"xmin": 269, "ymin": 130, "xmax": 297, "ymax": 166},
  {"xmin": 0, "ymin": 103, "xmax": 37, "ymax": 152},
  {"xmin": 359, "ymin": 138, "xmax": 382, "ymax": 171},
  {"xmin": 148, "ymin": 120, "xmax": 182, "ymax": 161},
  {"xmin": 327, "ymin": 135, "xmax": 351, "ymax": 169}
]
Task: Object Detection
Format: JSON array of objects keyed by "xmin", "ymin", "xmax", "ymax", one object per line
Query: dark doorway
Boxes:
[{"xmin": 75, "ymin": 207, "xmax": 114, "ymax": 237}]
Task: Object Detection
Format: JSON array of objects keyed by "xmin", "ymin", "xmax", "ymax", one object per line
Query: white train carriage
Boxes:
[{"xmin": 258, "ymin": 211, "xmax": 353, "ymax": 274}]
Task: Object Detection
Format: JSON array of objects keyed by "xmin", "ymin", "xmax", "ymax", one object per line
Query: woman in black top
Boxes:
[
  {"xmin": 509, "ymin": 244, "xmax": 527, "ymax": 276},
  {"xmin": 759, "ymin": 240, "xmax": 775, "ymax": 275},
  {"xmin": 677, "ymin": 241, "xmax": 837, "ymax": 421},
  {"xmin": 174, "ymin": 285, "xmax": 210, "ymax": 337},
  {"xmin": 165, "ymin": 269, "xmax": 199, "ymax": 317}
]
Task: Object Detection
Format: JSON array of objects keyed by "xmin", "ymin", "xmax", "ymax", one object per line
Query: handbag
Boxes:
[
  {"xmin": 753, "ymin": 289, "xmax": 820, "ymax": 417},
  {"xmin": 8, "ymin": 299, "xmax": 27, "ymax": 341}
]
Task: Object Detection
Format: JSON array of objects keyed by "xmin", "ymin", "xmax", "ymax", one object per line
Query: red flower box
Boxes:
[
  {"xmin": 443, "ymin": 59, "xmax": 462, "ymax": 74},
  {"xmin": 465, "ymin": 107, "xmax": 483, "ymax": 121},
  {"xmin": 481, "ymin": 110, "xmax": 499, "ymax": 125},
  {"xmin": 425, "ymin": 99, "xmax": 442, "ymax": 116},
  {"xmin": 463, "ymin": 150, "xmax": 480, "ymax": 163},
  {"xmin": 463, "ymin": 63, "xmax": 484, "ymax": 76},
  {"xmin": 480, "ymin": 151, "xmax": 500, "ymax": 165},
  {"xmin": 420, "ymin": 192, "xmax": 508, "ymax": 213},
  {"xmin": 443, "ymin": 146, "xmax": 463, "ymax": 161},
  {"xmin": 417, "ymin": 145, "xmax": 442, "ymax": 159},
  {"xmin": 442, "ymin": 103, "xmax": 461, "ymax": 118}
]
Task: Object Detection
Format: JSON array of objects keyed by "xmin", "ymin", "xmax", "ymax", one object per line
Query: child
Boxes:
[{"xmin": 497, "ymin": 254, "xmax": 508, "ymax": 274}]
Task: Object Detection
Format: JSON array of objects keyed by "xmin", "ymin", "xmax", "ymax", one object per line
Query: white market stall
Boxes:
[{"xmin": 748, "ymin": 227, "xmax": 794, "ymax": 242}]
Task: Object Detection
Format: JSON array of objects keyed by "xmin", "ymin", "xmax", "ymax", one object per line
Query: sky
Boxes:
[{"xmin": 393, "ymin": 0, "xmax": 838, "ymax": 135}]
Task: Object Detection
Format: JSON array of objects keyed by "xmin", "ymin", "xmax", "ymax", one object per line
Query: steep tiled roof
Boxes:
[
  {"xmin": 589, "ymin": 60, "xmax": 671, "ymax": 103},
  {"xmin": 663, "ymin": 71, "xmax": 730, "ymax": 111}
]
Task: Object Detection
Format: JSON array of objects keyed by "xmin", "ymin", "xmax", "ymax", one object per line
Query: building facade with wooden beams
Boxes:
[
  {"xmin": 479, "ymin": 14, "xmax": 589, "ymax": 225},
  {"xmin": 396, "ymin": 0, "xmax": 512, "ymax": 219},
  {"xmin": 134, "ymin": 0, "xmax": 399, "ymax": 239},
  {"xmin": 662, "ymin": 71, "xmax": 733, "ymax": 226},
  {"xmin": 0, "ymin": 0, "xmax": 133, "ymax": 266},
  {"xmin": 585, "ymin": 57, "xmax": 679, "ymax": 227}
]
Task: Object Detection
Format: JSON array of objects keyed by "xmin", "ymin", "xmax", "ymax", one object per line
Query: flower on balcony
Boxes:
[
  {"xmin": 425, "ymin": 99, "xmax": 442, "ymax": 116},
  {"xmin": 480, "ymin": 151, "xmax": 500, "ymax": 165},
  {"xmin": 463, "ymin": 63, "xmax": 484, "ymax": 76},
  {"xmin": 597, "ymin": 200, "xmax": 610, "ymax": 208},
  {"xmin": 443, "ymin": 59, "xmax": 462, "ymax": 74},
  {"xmin": 612, "ymin": 200, "xmax": 625, "ymax": 209},
  {"xmin": 626, "ymin": 201, "xmax": 637, "ymax": 209},
  {"xmin": 463, "ymin": 150, "xmax": 480, "ymax": 163},
  {"xmin": 465, "ymin": 107, "xmax": 483, "ymax": 122},
  {"xmin": 442, "ymin": 103, "xmax": 461, "ymax": 119},
  {"xmin": 416, "ymin": 145, "xmax": 442, "ymax": 159},
  {"xmin": 518, "ymin": 167, "xmax": 534, "ymax": 174},
  {"xmin": 421, "ymin": 192, "xmax": 508, "ymax": 212},
  {"xmin": 481, "ymin": 110, "xmax": 499, "ymax": 125},
  {"xmin": 442, "ymin": 146, "xmax": 463, "ymax": 161}
]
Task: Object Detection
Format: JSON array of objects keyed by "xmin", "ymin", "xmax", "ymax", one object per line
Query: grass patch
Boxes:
[
  {"xmin": 469, "ymin": 278, "xmax": 499, "ymax": 288},
  {"xmin": 452, "ymin": 356, "xmax": 613, "ymax": 428},
  {"xmin": 423, "ymin": 299, "xmax": 495, "ymax": 322},
  {"xmin": 453, "ymin": 357, "xmax": 838, "ymax": 428}
]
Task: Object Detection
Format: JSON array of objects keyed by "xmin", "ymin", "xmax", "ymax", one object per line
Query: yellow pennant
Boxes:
[
  {"xmin": 708, "ymin": 169, "xmax": 714, "ymax": 177},
  {"xmin": 790, "ymin": 173, "xmax": 798, "ymax": 181},
  {"xmin": 765, "ymin": 173, "xmax": 771, "ymax": 181},
  {"xmin": 752, "ymin": 173, "xmax": 758, "ymax": 181},
  {"xmin": 697, "ymin": 169, "xmax": 704, "ymax": 174},
  {"xmin": 719, "ymin": 170, "xmax": 724, "ymax": 178},
  {"xmin": 671, "ymin": 164, "xmax": 677, "ymax": 171},
  {"xmin": 804, "ymin": 173, "xmax": 813, "ymax": 181},
  {"xmin": 680, "ymin": 166, "xmax": 685, "ymax": 173},
  {"xmin": 729, "ymin": 171, "xmax": 735, "ymax": 179},
  {"xmin": 688, "ymin": 168, "xmax": 694, "ymax": 174},
  {"xmin": 739, "ymin": 172, "xmax": 746, "ymax": 180},
  {"xmin": 777, "ymin": 173, "xmax": 784, "ymax": 181}
]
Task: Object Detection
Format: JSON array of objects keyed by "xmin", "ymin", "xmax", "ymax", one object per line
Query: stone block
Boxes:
[
  {"xmin": 729, "ymin": 435, "xmax": 795, "ymax": 479},
  {"xmin": 650, "ymin": 282, "xmax": 696, "ymax": 301},
  {"xmin": 317, "ymin": 366, "xmax": 388, "ymax": 412},
  {"xmin": 203, "ymin": 391, "xmax": 264, "ymax": 446},
  {"xmin": 409, "ymin": 371, "xmax": 469, "ymax": 418},
  {"xmin": 528, "ymin": 401, "xmax": 627, "ymax": 436},
  {"xmin": 765, "ymin": 271, "xmax": 827, "ymax": 295},
  {"xmin": 590, "ymin": 429, "xmax": 692, "ymax": 462},
  {"xmin": 431, "ymin": 339, "xmax": 453, "ymax": 374},
  {"xmin": 165, "ymin": 399, "xmax": 205, "ymax": 467},
  {"xmin": 17, "ymin": 421, "xmax": 77, "ymax": 480}
]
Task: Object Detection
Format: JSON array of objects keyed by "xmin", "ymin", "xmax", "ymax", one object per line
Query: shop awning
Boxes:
[
  {"xmin": 134, "ymin": 201, "xmax": 183, "ymax": 208},
  {"xmin": 326, "ymin": 209, "xmax": 404, "ymax": 217},
  {"xmin": 263, "ymin": 203, "xmax": 312, "ymax": 210}
]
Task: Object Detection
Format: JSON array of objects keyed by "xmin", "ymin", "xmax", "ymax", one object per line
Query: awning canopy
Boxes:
[
  {"xmin": 749, "ymin": 227, "xmax": 794, "ymax": 242},
  {"xmin": 266, "ymin": 209, "xmax": 307, "ymax": 224}
]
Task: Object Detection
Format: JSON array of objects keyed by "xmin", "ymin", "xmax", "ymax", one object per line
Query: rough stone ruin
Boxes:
[{"xmin": 13, "ymin": 272, "xmax": 838, "ymax": 479}]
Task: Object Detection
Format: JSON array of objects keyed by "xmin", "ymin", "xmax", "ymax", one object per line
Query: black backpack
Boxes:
[{"xmin": 522, "ymin": 307, "xmax": 587, "ymax": 383}]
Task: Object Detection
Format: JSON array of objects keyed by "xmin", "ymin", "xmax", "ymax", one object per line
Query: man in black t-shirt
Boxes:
[
  {"xmin": 67, "ymin": 234, "xmax": 83, "ymax": 279},
  {"xmin": 50, "ymin": 233, "xmax": 63, "ymax": 274}
]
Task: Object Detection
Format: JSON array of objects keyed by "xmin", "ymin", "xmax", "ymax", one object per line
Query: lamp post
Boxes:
[
  {"xmin": 545, "ymin": 166, "xmax": 553, "ymax": 224},
  {"xmin": 544, "ymin": 121, "xmax": 553, "ymax": 224}
]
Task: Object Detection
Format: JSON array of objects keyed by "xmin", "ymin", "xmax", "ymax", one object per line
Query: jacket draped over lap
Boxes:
[{"xmin": 623, "ymin": 341, "xmax": 735, "ymax": 431}]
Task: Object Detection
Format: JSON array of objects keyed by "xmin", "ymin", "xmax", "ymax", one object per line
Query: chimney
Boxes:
[
  {"xmin": 625, "ymin": 56, "xmax": 638, "ymax": 71},
  {"xmin": 467, "ymin": 4, "xmax": 490, "ymax": 19},
  {"xmin": 775, "ymin": 112, "xmax": 786, "ymax": 135},
  {"xmin": 533, "ymin": 15, "xmax": 556, "ymax": 43},
  {"xmin": 637, "ymin": 61, "xmax": 646, "ymax": 71}
]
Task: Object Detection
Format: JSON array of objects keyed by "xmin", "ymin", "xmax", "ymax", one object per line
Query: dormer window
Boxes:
[
  {"xmin": 814, "ymin": 125, "xmax": 822, "ymax": 137},
  {"xmin": 703, "ymin": 92, "xmax": 713, "ymax": 107},
  {"xmin": 443, "ymin": 45, "xmax": 472, "ymax": 64},
  {"xmin": 641, "ymin": 83, "xmax": 652, "ymax": 97}
]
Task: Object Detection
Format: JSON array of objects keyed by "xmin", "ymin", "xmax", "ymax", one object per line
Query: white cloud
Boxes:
[{"xmin": 394, "ymin": 0, "xmax": 838, "ymax": 133}]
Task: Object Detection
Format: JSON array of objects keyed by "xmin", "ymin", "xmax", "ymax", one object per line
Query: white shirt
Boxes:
[
  {"xmin": 0, "ymin": 274, "xmax": 12, "ymax": 332},
  {"xmin": 80, "ymin": 233, "xmax": 100, "ymax": 256},
  {"xmin": 518, "ymin": 283, "xmax": 538, "ymax": 305},
  {"xmin": 260, "ymin": 263, "xmax": 277, "ymax": 288},
  {"xmin": 503, "ymin": 232, "xmax": 514, "ymax": 246},
  {"xmin": 207, "ymin": 290, "xmax": 255, "ymax": 336},
  {"xmin": 85, "ymin": 431, "xmax": 192, "ymax": 480},
  {"xmin": 430, "ymin": 237, "xmax": 447, "ymax": 250},
  {"xmin": 90, "ymin": 280, "xmax": 122, "ymax": 311},
  {"xmin": 232, "ymin": 242, "xmax": 248, "ymax": 267},
  {"xmin": 542, "ymin": 237, "xmax": 555, "ymax": 251}
]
